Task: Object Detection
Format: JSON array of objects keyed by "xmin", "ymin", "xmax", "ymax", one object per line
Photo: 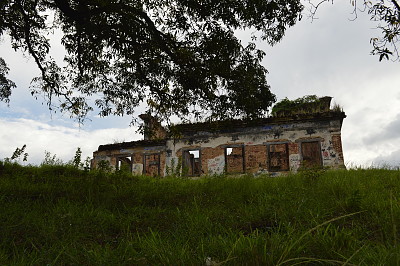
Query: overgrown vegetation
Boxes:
[
  {"xmin": 0, "ymin": 163, "xmax": 399, "ymax": 265},
  {"xmin": 7, "ymin": 145, "xmax": 91, "ymax": 171},
  {"xmin": 271, "ymin": 95, "xmax": 337, "ymax": 117}
]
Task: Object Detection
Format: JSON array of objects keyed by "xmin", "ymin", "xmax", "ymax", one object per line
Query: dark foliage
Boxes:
[
  {"xmin": 0, "ymin": 58, "xmax": 15, "ymax": 104},
  {"xmin": 0, "ymin": 0, "xmax": 304, "ymax": 123},
  {"xmin": 368, "ymin": 0, "xmax": 400, "ymax": 61}
]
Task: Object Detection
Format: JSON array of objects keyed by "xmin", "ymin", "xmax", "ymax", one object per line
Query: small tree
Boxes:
[
  {"xmin": 41, "ymin": 151, "xmax": 63, "ymax": 166},
  {"xmin": 83, "ymin": 156, "xmax": 91, "ymax": 171},
  {"xmin": 71, "ymin": 147, "xmax": 82, "ymax": 169},
  {"xmin": 4, "ymin": 144, "xmax": 29, "ymax": 164}
]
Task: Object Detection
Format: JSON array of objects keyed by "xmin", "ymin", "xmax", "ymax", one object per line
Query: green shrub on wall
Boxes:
[{"xmin": 271, "ymin": 95, "xmax": 334, "ymax": 117}]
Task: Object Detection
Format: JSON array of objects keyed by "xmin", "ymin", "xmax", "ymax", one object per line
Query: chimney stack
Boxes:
[{"xmin": 139, "ymin": 114, "xmax": 167, "ymax": 140}]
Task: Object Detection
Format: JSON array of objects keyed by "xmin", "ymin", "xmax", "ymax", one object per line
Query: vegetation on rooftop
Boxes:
[{"xmin": 271, "ymin": 95, "xmax": 339, "ymax": 117}]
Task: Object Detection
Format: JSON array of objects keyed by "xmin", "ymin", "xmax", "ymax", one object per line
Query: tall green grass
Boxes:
[{"xmin": 0, "ymin": 161, "xmax": 400, "ymax": 265}]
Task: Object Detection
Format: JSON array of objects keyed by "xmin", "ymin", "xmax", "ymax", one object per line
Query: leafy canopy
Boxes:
[
  {"xmin": 0, "ymin": 58, "xmax": 15, "ymax": 104},
  {"xmin": 0, "ymin": 0, "xmax": 304, "ymax": 123}
]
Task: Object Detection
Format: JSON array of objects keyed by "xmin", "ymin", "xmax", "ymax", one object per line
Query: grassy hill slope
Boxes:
[{"xmin": 0, "ymin": 162, "xmax": 399, "ymax": 265}]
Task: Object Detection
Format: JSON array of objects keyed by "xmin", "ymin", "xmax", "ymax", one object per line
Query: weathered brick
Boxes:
[
  {"xmin": 288, "ymin": 143, "xmax": 299, "ymax": 155},
  {"xmin": 93, "ymin": 109, "xmax": 346, "ymax": 176},
  {"xmin": 332, "ymin": 134, "xmax": 344, "ymax": 162}
]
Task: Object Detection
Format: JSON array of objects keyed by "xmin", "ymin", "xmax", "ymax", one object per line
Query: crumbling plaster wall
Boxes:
[
  {"xmin": 92, "ymin": 145, "xmax": 166, "ymax": 176},
  {"xmin": 92, "ymin": 115, "xmax": 345, "ymax": 177},
  {"xmin": 166, "ymin": 118, "xmax": 344, "ymax": 176}
]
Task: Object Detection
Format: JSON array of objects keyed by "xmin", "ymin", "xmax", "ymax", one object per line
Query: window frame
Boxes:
[
  {"xmin": 116, "ymin": 154, "xmax": 133, "ymax": 172},
  {"xmin": 298, "ymin": 139, "xmax": 323, "ymax": 168},
  {"xmin": 143, "ymin": 152, "xmax": 161, "ymax": 176},
  {"xmin": 182, "ymin": 148, "xmax": 202, "ymax": 177},
  {"xmin": 224, "ymin": 144, "xmax": 245, "ymax": 174},
  {"xmin": 266, "ymin": 142, "xmax": 290, "ymax": 172}
]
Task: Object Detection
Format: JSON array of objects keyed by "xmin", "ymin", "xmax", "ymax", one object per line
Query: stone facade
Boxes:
[{"xmin": 92, "ymin": 110, "xmax": 346, "ymax": 177}]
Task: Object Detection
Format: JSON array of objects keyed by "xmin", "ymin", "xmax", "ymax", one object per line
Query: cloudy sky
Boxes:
[{"xmin": 1, "ymin": 1, "xmax": 400, "ymax": 166}]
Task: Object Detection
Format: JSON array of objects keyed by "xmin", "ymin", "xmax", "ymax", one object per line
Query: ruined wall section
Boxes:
[
  {"xmin": 245, "ymin": 145, "xmax": 268, "ymax": 174},
  {"xmin": 92, "ymin": 140, "xmax": 166, "ymax": 176},
  {"xmin": 92, "ymin": 112, "xmax": 345, "ymax": 177},
  {"xmin": 167, "ymin": 116, "xmax": 345, "ymax": 175},
  {"xmin": 139, "ymin": 114, "xmax": 167, "ymax": 140},
  {"xmin": 91, "ymin": 150, "xmax": 116, "ymax": 171}
]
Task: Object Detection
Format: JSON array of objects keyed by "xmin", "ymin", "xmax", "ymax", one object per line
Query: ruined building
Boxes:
[{"xmin": 92, "ymin": 96, "xmax": 346, "ymax": 176}]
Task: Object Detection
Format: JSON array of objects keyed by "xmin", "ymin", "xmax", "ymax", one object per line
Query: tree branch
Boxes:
[
  {"xmin": 391, "ymin": 0, "xmax": 400, "ymax": 12},
  {"xmin": 53, "ymin": 0, "xmax": 85, "ymax": 23},
  {"xmin": 54, "ymin": 1, "xmax": 182, "ymax": 66},
  {"xmin": 16, "ymin": 0, "xmax": 80, "ymax": 115}
]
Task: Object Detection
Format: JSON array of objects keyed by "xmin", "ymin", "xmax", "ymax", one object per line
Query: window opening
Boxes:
[
  {"xmin": 183, "ymin": 149, "xmax": 201, "ymax": 176},
  {"xmin": 268, "ymin": 143, "xmax": 289, "ymax": 171},
  {"xmin": 225, "ymin": 146, "xmax": 245, "ymax": 174},
  {"xmin": 144, "ymin": 153, "xmax": 161, "ymax": 176},
  {"xmin": 301, "ymin": 141, "xmax": 322, "ymax": 168},
  {"xmin": 117, "ymin": 156, "xmax": 132, "ymax": 173},
  {"xmin": 189, "ymin": 150, "xmax": 199, "ymax": 158}
]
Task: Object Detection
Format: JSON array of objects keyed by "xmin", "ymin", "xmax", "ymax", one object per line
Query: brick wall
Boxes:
[
  {"xmin": 245, "ymin": 145, "xmax": 267, "ymax": 173},
  {"xmin": 226, "ymin": 146, "xmax": 244, "ymax": 174},
  {"xmin": 201, "ymin": 146, "xmax": 224, "ymax": 175},
  {"xmin": 133, "ymin": 153, "xmax": 142, "ymax": 164},
  {"xmin": 332, "ymin": 134, "xmax": 344, "ymax": 162},
  {"xmin": 288, "ymin": 143, "xmax": 299, "ymax": 155}
]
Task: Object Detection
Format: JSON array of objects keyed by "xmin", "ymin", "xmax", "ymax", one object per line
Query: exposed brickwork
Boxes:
[
  {"xmin": 139, "ymin": 114, "xmax": 167, "ymax": 140},
  {"xmin": 288, "ymin": 143, "xmax": 299, "ymax": 155},
  {"xmin": 144, "ymin": 153, "xmax": 159, "ymax": 176},
  {"xmin": 159, "ymin": 153, "xmax": 166, "ymax": 176},
  {"xmin": 93, "ymin": 110, "xmax": 346, "ymax": 176},
  {"xmin": 245, "ymin": 145, "xmax": 267, "ymax": 173},
  {"xmin": 226, "ymin": 146, "xmax": 244, "ymax": 173},
  {"xmin": 201, "ymin": 146, "xmax": 224, "ymax": 175},
  {"xmin": 133, "ymin": 153, "xmax": 142, "ymax": 164},
  {"xmin": 332, "ymin": 134, "xmax": 344, "ymax": 162},
  {"xmin": 268, "ymin": 143, "xmax": 289, "ymax": 171}
]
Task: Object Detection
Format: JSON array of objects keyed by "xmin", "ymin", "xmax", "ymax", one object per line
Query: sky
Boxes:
[{"xmin": 1, "ymin": 1, "xmax": 400, "ymax": 166}]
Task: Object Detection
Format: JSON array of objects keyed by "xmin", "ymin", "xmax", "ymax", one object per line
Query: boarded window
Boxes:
[
  {"xmin": 225, "ymin": 146, "xmax": 245, "ymax": 174},
  {"xmin": 301, "ymin": 141, "xmax": 322, "ymax": 168},
  {"xmin": 144, "ymin": 153, "xmax": 161, "ymax": 176},
  {"xmin": 268, "ymin": 143, "xmax": 289, "ymax": 171},
  {"xmin": 183, "ymin": 150, "xmax": 201, "ymax": 176},
  {"xmin": 117, "ymin": 156, "xmax": 132, "ymax": 173}
]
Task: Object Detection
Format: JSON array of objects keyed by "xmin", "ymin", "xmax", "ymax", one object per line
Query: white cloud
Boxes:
[
  {"xmin": 374, "ymin": 149, "xmax": 400, "ymax": 167},
  {"xmin": 0, "ymin": 118, "xmax": 142, "ymax": 165},
  {"xmin": 363, "ymin": 113, "xmax": 400, "ymax": 144}
]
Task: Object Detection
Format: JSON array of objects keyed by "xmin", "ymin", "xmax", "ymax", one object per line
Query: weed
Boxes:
[{"xmin": 97, "ymin": 160, "xmax": 112, "ymax": 172}]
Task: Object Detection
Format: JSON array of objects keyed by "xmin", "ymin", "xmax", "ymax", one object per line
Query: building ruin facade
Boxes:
[{"xmin": 92, "ymin": 97, "xmax": 346, "ymax": 176}]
